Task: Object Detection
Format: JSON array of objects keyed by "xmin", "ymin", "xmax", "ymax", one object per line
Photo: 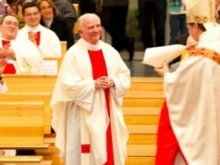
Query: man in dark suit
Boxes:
[
  {"xmin": 101, "ymin": 0, "xmax": 135, "ymax": 61},
  {"xmin": 52, "ymin": 0, "xmax": 77, "ymax": 30}
]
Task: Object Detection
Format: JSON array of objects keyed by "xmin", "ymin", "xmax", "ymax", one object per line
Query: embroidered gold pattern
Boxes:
[
  {"xmin": 21, "ymin": 58, "xmax": 32, "ymax": 73},
  {"xmin": 186, "ymin": 47, "xmax": 220, "ymax": 65},
  {"xmin": 186, "ymin": 0, "xmax": 216, "ymax": 23}
]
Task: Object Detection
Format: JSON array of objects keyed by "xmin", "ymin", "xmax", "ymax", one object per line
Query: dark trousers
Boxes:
[
  {"xmin": 80, "ymin": 0, "xmax": 97, "ymax": 15},
  {"xmin": 101, "ymin": 5, "xmax": 129, "ymax": 51},
  {"xmin": 169, "ymin": 14, "xmax": 187, "ymax": 45},
  {"xmin": 138, "ymin": 0, "xmax": 166, "ymax": 48}
]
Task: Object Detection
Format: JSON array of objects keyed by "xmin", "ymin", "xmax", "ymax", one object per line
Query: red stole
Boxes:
[
  {"xmin": 35, "ymin": 31, "xmax": 40, "ymax": 46},
  {"xmin": 28, "ymin": 31, "xmax": 41, "ymax": 46},
  {"xmin": 86, "ymin": 49, "xmax": 114, "ymax": 165},
  {"xmin": 2, "ymin": 40, "xmax": 16, "ymax": 74}
]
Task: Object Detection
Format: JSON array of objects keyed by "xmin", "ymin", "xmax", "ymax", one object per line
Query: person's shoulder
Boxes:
[
  {"xmin": 101, "ymin": 41, "xmax": 120, "ymax": 54},
  {"xmin": 66, "ymin": 41, "xmax": 84, "ymax": 55},
  {"xmin": 53, "ymin": 16, "xmax": 69, "ymax": 24},
  {"xmin": 40, "ymin": 25, "xmax": 59, "ymax": 36},
  {"xmin": 54, "ymin": 16, "xmax": 64, "ymax": 21},
  {"xmin": 18, "ymin": 26, "xmax": 26, "ymax": 32},
  {"xmin": 40, "ymin": 25, "xmax": 51, "ymax": 32}
]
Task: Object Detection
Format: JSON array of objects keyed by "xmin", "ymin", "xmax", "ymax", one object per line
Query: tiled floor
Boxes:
[{"xmin": 121, "ymin": 51, "xmax": 158, "ymax": 77}]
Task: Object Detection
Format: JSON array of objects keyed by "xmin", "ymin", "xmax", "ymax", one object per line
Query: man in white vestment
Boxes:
[
  {"xmin": 50, "ymin": 13, "xmax": 130, "ymax": 165},
  {"xmin": 0, "ymin": 15, "xmax": 42, "ymax": 74},
  {"xmin": 154, "ymin": 0, "xmax": 220, "ymax": 164},
  {"xmin": 0, "ymin": 14, "xmax": 43, "ymax": 156},
  {"xmin": 16, "ymin": 1, "xmax": 61, "ymax": 57}
]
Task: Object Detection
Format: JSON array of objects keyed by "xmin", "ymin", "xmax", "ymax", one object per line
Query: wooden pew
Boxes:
[
  {"xmin": 0, "ymin": 160, "xmax": 52, "ymax": 165},
  {"xmin": 0, "ymin": 101, "xmax": 51, "ymax": 164},
  {"xmin": 0, "ymin": 101, "xmax": 44, "ymax": 147},
  {"xmin": 2, "ymin": 76, "xmax": 163, "ymax": 93},
  {"xmin": 60, "ymin": 41, "xmax": 67, "ymax": 57},
  {"xmin": 0, "ymin": 156, "xmax": 43, "ymax": 163},
  {"xmin": 2, "ymin": 75, "xmax": 56, "ymax": 92},
  {"xmin": 0, "ymin": 93, "xmax": 52, "ymax": 134},
  {"xmin": 0, "ymin": 156, "xmax": 52, "ymax": 164}
]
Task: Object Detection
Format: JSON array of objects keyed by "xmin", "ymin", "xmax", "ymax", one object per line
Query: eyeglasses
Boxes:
[{"xmin": 40, "ymin": 5, "xmax": 52, "ymax": 10}]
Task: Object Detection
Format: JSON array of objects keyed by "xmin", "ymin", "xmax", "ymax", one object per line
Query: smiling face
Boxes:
[
  {"xmin": 39, "ymin": 0, "xmax": 53, "ymax": 20},
  {"xmin": 23, "ymin": 6, "xmax": 41, "ymax": 27},
  {"xmin": 79, "ymin": 14, "xmax": 102, "ymax": 45},
  {"xmin": 0, "ymin": 15, "xmax": 19, "ymax": 40}
]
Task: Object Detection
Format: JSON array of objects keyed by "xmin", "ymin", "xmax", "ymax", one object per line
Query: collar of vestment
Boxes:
[
  {"xmin": 0, "ymin": 37, "xmax": 15, "ymax": 48},
  {"xmin": 43, "ymin": 17, "xmax": 53, "ymax": 28},
  {"xmin": 78, "ymin": 38, "xmax": 102, "ymax": 50},
  {"xmin": 25, "ymin": 24, "xmax": 42, "ymax": 32},
  {"xmin": 186, "ymin": 47, "xmax": 220, "ymax": 65}
]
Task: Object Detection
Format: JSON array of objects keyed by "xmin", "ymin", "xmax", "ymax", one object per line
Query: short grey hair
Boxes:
[{"xmin": 77, "ymin": 13, "xmax": 100, "ymax": 30}]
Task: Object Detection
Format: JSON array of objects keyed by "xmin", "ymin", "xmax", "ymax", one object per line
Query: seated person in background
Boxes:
[
  {"xmin": 0, "ymin": 15, "xmax": 43, "ymax": 156},
  {"xmin": 37, "ymin": 0, "xmax": 74, "ymax": 49},
  {"xmin": 52, "ymin": 0, "xmax": 77, "ymax": 30},
  {"xmin": 0, "ymin": 0, "xmax": 7, "ymax": 15},
  {"xmin": 0, "ymin": 15, "xmax": 42, "ymax": 74},
  {"xmin": 7, "ymin": 0, "xmax": 26, "ymax": 29},
  {"xmin": 17, "ymin": 1, "xmax": 61, "ymax": 57}
]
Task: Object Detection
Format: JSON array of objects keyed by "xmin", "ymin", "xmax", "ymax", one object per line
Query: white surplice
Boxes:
[
  {"xmin": 50, "ymin": 38, "xmax": 130, "ymax": 165},
  {"xmin": 17, "ymin": 24, "xmax": 61, "ymax": 57},
  {"xmin": 0, "ymin": 38, "xmax": 43, "ymax": 74},
  {"xmin": 165, "ymin": 38, "xmax": 220, "ymax": 164}
]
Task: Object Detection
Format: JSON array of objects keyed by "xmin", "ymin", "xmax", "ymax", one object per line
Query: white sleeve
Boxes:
[{"xmin": 38, "ymin": 31, "xmax": 61, "ymax": 57}]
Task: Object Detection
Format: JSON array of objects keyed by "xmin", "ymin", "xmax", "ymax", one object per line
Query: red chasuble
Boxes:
[
  {"xmin": 2, "ymin": 40, "xmax": 16, "ymax": 74},
  {"xmin": 155, "ymin": 101, "xmax": 187, "ymax": 165},
  {"xmin": 85, "ymin": 49, "xmax": 114, "ymax": 165}
]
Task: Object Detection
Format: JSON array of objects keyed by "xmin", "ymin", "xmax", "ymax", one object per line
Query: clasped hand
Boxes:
[
  {"xmin": 154, "ymin": 62, "xmax": 169, "ymax": 77},
  {"xmin": 28, "ymin": 31, "xmax": 38, "ymax": 46},
  {"xmin": 95, "ymin": 76, "xmax": 115, "ymax": 91},
  {"xmin": 0, "ymin": 45, "xmax": 15, "ymax": 59}
]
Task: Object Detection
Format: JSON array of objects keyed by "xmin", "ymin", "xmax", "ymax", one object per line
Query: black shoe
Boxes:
[{"xmin": 126, "ymin": 37, "xmax": 135, "ymax": 61}]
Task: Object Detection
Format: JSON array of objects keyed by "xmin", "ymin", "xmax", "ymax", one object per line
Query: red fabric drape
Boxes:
[
  {"xmin": 88, "ymin": 49, "xmax": 114, "ymax": 165},
  {"xmin": 155, "ymin": 101, "xmax": 188, "ymax": 165},
  {"xmin": 2, "ymin": 40, "xmax": 16, "ymax": 74}
]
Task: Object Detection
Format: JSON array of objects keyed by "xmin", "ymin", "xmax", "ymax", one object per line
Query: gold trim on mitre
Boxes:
[{"xmin": 186, "ymin": 0, "xmax": 216, "ymax": 24}]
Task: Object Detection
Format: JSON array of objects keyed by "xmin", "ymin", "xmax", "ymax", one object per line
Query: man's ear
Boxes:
[{"xmin": 78, "ymin": 29, "xmax": 82, "ymax": 35}]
